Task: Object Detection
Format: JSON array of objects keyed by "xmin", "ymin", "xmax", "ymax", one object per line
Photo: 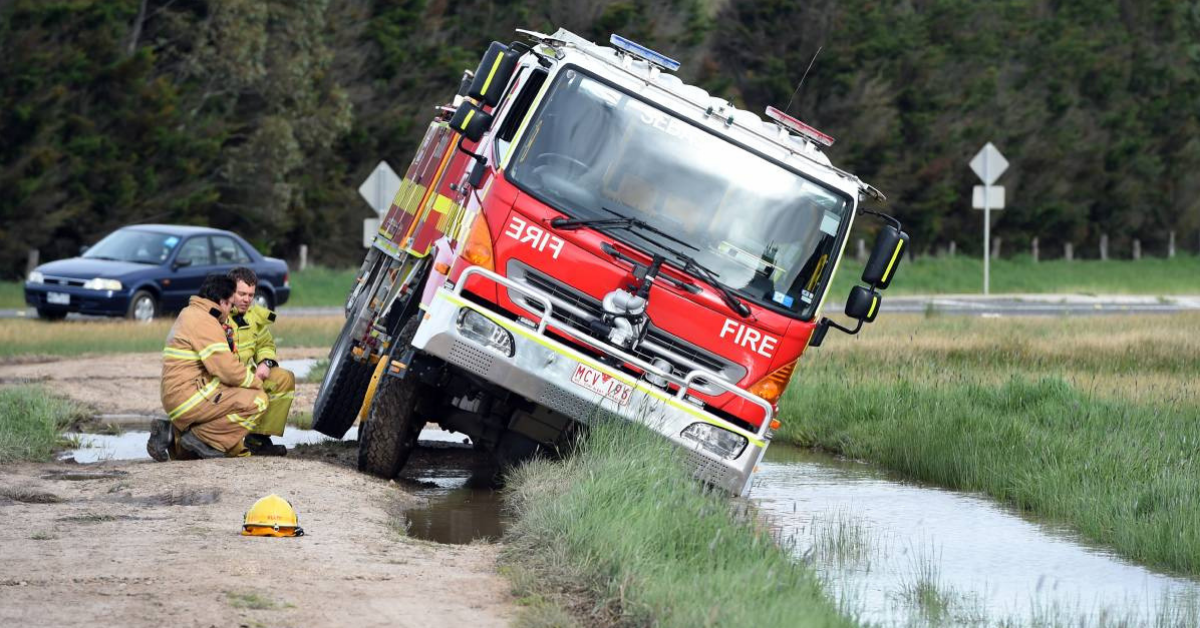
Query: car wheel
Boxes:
[
  {"xmin": 126, "ymin": 290, "xmax": 158, "ymax": 322},
  {"xmin": 253, "ymin": 289, "xmax": 274, "ymax": 311},
  {"xmin": 36, "ymin": 308, "xmax": 67, "ymax": 322}
]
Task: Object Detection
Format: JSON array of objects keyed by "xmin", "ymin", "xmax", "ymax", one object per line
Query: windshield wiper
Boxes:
[
  {"xmin": 555, "ymin": 208, "xmax": 750, "ymax": 317},
  {"xmin": 86, "ymin": 255, "xmax": 120, "ymax": 261},
  {"xmin": 550, "ymin": 207, "xmax": 698, "ymax": 252}
]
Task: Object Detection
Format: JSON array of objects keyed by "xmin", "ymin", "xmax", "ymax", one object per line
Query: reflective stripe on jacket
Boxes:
[
  {"xmin": 231, "ymin": 304, "xmax": 278, "ymax": 366},
  {"xmin": 161, "ymin": 296, "xmax": 262, "ymax": 420}
]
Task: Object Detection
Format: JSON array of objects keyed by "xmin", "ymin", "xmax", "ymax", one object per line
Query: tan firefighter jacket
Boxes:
[
  {"xmin": 161, "ymin": 296, "xmax": 262, "ymax": 422},
  {"xmin": 231, "ymin": 304, "xmax": 278, "ymax": 366}
]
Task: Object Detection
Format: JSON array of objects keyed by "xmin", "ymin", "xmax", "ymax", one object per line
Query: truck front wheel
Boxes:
[{"xmin": 358, "ymin": 316, "xmax": 427, "ymax": 479}]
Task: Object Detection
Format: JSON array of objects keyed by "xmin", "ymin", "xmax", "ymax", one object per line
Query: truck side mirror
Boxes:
[
  {"xmin": 468, "ymin": 42, "xmax": 521, "ymax": 107},
  {"xmin": 845, "ymin": 285, "xmax": 881, "ymax": 323},
  {"xmin": 450, "ymin": 102, "xmax": 493, "ymax": 143},
  {"xmin": 861, "ymin": 225, "xmax": 909, "ymax": 289}
]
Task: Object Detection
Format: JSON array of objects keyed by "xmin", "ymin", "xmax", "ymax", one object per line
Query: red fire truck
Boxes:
[{"xmin": 312, "ymin": 29, "xmax": 908, "ymax": 496}]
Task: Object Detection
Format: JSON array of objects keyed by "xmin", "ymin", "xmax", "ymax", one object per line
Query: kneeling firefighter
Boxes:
[
  {"xmin": 227, "ymin": 267, "xmax": 294, "ymax": 456},
  {"xmin": 149, "ymin": 274, "xmax": 268, "ymax": 459}
]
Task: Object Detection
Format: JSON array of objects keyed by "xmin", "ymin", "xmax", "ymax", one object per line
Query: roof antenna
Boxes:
[{"xmin": 785, "ymin": 46, "xmax": 823, "ymax": 115}]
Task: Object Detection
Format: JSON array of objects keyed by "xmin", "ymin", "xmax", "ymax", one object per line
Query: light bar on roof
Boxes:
[
  {"xmin": 609, "ymin": 34, "xmax": 680, "ymax": 72},
  {"xmin": 765, "ymin": 106, "xmax": 835, "ymax": 147}
]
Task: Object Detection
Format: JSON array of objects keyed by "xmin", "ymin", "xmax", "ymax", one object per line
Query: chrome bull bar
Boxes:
[{"xmin": 453, "ymin": 266, "xmax": 774, "ymax": 439}]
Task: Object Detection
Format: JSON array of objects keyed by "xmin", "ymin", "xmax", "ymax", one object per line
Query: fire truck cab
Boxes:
[{"xmin": 312, "ymin": 29, "xmax": 907, "ymax": 496}]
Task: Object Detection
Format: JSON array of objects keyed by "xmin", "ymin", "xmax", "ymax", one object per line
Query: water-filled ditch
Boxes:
[{"xmin": 753, "ymin": 446, "xmax": 1200, "ymax": 626}]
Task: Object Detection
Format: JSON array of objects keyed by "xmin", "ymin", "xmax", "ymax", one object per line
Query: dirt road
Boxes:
[{"xmin": 0, "ymin": 351, "xmax": 517, "ymax": 627}]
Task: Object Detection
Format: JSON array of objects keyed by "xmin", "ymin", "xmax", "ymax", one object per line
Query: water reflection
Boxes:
[{"xmin": 753, "ymin": 446, "xmax": 1199, "ymax": 626}]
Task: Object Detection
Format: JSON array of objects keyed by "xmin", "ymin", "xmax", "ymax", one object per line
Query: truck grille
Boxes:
[{"xmin": 506, "ymin": 261, "xmax": 746, "ymax": 390}]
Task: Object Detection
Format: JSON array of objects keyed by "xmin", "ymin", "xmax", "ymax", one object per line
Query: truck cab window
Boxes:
[{"xmin": 494, "ymin": 68, "xmax": 548, "ymax": 165}]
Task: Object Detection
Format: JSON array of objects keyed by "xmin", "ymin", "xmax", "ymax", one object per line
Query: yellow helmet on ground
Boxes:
[{"xmin": 241, "ymin": 494, "xmax": 304, "ymax": 537}]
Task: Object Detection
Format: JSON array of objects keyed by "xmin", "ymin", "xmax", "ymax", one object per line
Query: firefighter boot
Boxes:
[
  {"xmin": 179, "ymin": 430, "xmax": 226, "ymax": 459},
  {"xmin": 244, "ymin": 433, "xmax": 287, "ymax": 457},
  {"xmin": 146, "ymin": 419, "xmax": 173, "ymax": 462}
]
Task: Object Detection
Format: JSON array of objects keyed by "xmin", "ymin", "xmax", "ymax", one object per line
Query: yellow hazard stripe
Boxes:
[
  {"xmin": 163, "ymin": 347, "xmax": 201, "ymax": 361},
  {"xmin": 480, "ymin": 54, "xmax": 504, "ymax": 96},
  {"xmin": 167, "ymin": 378, "xmax": 221, "ymax": 421},
  {"xmin": 881, "ymin": 239, "xmax": 905, "ymax": 284},
  {"xmin": 254, "ymin": 395, "xmax": 268, "ymax": 412},
  {"xmin": 460, "ymin": 109, "xmax": 476, "ymax": 132},
  {"xmin": 268, "ymin": 391, "xmax": 295, "ymax": 401},
  {"xmin": 227, "ymin": 413, "xmax": 257, "ymax": 429},
  {"xmin": 868, "ymin": 295, "xmax": 879, "ymax": 319},
  {"xmin": 199, "ymin": 342, "xmax": 230, "ymax": 360},
  {"xmin": 436, "ymin": 290, "xmax": 766, "ymax": 448},
  {"xmin": 241, "ymin": 367, "xmax": 255, "ymax": 388}
]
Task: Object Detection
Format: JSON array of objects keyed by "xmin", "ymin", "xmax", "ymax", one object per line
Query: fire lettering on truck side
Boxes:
[
  {"xmin": 720, "ymin": 319, "xmax": 778, "ymax": 358},
  {"xmin": 504, "ymin": 215, "xmax": 565, "ymax": 259}
]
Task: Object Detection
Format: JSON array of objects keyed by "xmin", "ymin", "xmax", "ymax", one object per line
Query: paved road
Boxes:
[{"xmin": 4, "ymin": 296, "xmax": 1199, "ymax": 321}]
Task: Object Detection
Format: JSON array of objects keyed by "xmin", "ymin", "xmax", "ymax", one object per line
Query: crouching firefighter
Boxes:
[
  {"xmin": 147, "ymin": 274, "xmax": 268, "ymax": 460},
  {"xmin": 228, "ymin": 266, "xmax": 294, "ymax": 456}
]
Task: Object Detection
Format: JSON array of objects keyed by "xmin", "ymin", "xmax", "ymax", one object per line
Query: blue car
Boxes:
[{"xmin": 25, "ymin": 225, "xmax": 291, "ymax": 321}]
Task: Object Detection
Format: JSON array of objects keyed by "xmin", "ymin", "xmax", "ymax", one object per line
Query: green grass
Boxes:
[
  {"xmin": 302, "ymin": 358, "xmax": 329, "ymax": 384},
  {"xmin": 503, "ymin": 420, "xmax": 855, "ymax": 628},
  {"xmin": 226, "ymin": 590, "xmax": 290, "ymax": 610},
  {"xmin": 830, "ymin": 253, "xmax": 1200, "ymax": 296},
  {"xmin": 0, "ymin": 386, "xmax": 91, "ymax": 463},
  {"xmin": 0, "ymin": 316, "xmax": 342, "ymax": 358},
  {"xmin": 286, "ymin": 266, "xmax": 357, "ymax": 308},
  {"xmin": 776, "ymin": 313, "xmax": 1200, "ymax": 575},
  {"xmin": 287, "ymin": 411, "xmax": 313, "ymax": 430},
  {"xmin": 0, "ymin": 281, "xmax": 24, "ymax": 309}
]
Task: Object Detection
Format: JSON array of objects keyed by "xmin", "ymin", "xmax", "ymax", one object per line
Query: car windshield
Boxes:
[
  {"xmin": 507, "ymin": 69, "xmax": 851, "ymax": 319},
  {"xmin": 83, "ymin": 229, "xmax": 180, "ymax": 264}
]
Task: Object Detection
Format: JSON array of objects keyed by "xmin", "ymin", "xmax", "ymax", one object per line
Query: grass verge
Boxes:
[
  {"xmin": 285, "ymin": 266, "xmax": 357, "ymax": 308},
  {"xmin": 0, "ymin": 281, "xmax": 24, "ymax": 309},
  {"xmin": 502, "ymin": 420, "xmax": 855, "ymax": 628},
  {"xmin": 0, "ymin": 385, "xmax": 91, "ymax": 463},
  {"xmin": 776, "ymin": 313, "xmax": 1200, "ymax": 575},
  {"xmin": 0, "ymin": 316, "xmax": 342, "ymax": 358},
  {"xmin": 830, "ymin": 253, "xmax": 1200, "ymax": 295}
]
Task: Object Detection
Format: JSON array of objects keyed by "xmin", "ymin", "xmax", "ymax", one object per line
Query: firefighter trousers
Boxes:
[
  {"xmin": 250, "ymin": 367, "xmax": 295, "ymax": 437},
  {"xmin": 171, "ymin": 384, "xmax": 269, "ymax": 454}
]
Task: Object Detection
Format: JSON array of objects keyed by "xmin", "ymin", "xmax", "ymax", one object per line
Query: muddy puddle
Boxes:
[
  {"xmin": 401, "ymin": 458, "xmax": 509, "ymax": 545},
  {"xmin": 752, "ymin": 446, "xmax": 1200, "ymax": 626}
]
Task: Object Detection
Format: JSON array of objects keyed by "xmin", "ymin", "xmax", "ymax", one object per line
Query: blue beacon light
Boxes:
[{"xmin": 609, "ymin": 34, "xmax": 681, "ymax": 72}]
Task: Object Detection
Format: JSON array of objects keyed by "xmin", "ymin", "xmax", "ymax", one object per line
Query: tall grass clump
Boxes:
[
  {"xmin": 0, "ymin": 281, "xmax": 24, "ymax": 309},
  {"xmin": 0, "ymin": 385, "xmax": 90, "ymax": 462},
  {"xmin": 776, "ymin": 313, "xmax": 1200, "ymax": 575},
  {"xmin": 502, "ymin": 420, "xmax": 855, "ymax": 628}
]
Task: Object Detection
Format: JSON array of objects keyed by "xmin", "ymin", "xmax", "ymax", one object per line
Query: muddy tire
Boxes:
[
  {"xmin": 311, "ymin": 317, "xmax": 372, "ymax": 438},
  {"xmin": 358, "ymin": 317, "xmax": 425, "ymax": 479}
]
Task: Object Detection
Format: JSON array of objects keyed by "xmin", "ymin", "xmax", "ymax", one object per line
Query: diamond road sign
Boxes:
[
  {"xmin": 970, "ymin": 142, "xmax": 1008, "ymax": 186},
  {"xmin": 358, "ymin": 161, "xmax": 402, "ymax": 216}
]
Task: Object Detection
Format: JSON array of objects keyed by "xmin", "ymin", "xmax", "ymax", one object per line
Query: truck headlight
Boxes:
[
  {"xmin": 456, "ymin": 308, "xmax": 514, "ymax": 356},
  {"xmin": 83, "ymin": 278, "xmax": 123, "ymax": 291},
  {"xmin": 27, "ymin": 271, "xmax": 44, "ymax": 284},
  {"xmin": 681, "ymin": 423, "xmax": 747, "ymax": 460}
]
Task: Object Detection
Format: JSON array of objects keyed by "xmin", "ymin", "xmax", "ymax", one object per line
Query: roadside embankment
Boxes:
[
  {"xmin": 501, "ymin": 421, "xmax": 855, "ymax": 628},
  {"xmin": 776, "ymin": 312, "xmax": 1200, "ymax": 575}
]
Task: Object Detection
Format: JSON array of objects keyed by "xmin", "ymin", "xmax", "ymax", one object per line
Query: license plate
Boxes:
[
  {"xmin": 47, "ymin": 292, "xmax": 70, "ymax": 305},
  {"xmin": 570, "ymin": 363, "xmax": 633, "ymax": 406}
]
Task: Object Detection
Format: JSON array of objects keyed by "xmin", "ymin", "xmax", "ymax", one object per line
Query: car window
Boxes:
[
  {"xmin": 212, "ymin": 236, "xmax": 252, "ymax": 264},
  {"xmin": 83, "ymin": 229, "xmax": 179, "ymax": 264},
  {"xmin": 176, "ymin": 237, "xmax": 212, "ymax": 266}
]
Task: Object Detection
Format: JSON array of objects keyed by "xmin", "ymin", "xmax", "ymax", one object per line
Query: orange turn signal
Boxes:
[
  {"xmin": 462, "ymin": 213, "xmax": 494, "ymax": 271},
  {"xmin": 748, "ymin": 360, "xmax": 798, "ymax": 405}
]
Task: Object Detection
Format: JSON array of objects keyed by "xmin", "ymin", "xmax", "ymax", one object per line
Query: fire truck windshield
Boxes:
[{"xmin": 508, "ymin": 68, "xmax": 851, "ymax": 319}]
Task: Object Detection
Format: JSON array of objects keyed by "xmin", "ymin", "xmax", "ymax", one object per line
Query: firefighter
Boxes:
[
  {"xmin": 150, "ymin": 274, "xmax": 268, "ymax": 459},
  {"xmin": 228, "ymin": 267, "xmax": 294, "ymax": 456}
]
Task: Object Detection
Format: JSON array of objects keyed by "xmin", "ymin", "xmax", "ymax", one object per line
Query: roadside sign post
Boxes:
[
  {"xmin": 970, "ymin": 143, "xmax": 1008, "ymax": 295},
  {"xmin": 358, "ymin": 161, "xmax": 402, "ymax": 248}
]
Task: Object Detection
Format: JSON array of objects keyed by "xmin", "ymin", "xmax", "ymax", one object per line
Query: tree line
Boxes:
[{"xmin": 2, "ymin": 0, "xmax": 1197, "ymax": 279}]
